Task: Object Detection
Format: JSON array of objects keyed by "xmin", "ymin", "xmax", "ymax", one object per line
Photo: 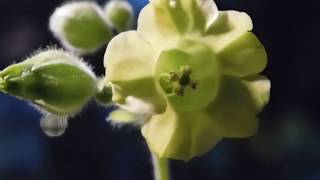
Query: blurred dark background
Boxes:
[{"xmin": 0, "ymin": 0, "xmax": 319, "ymax": 180}]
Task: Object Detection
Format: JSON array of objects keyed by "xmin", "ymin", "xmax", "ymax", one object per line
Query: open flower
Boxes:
[{"xmin": 104, "ymin": 0, "xmax": 270, "ymax": 161}]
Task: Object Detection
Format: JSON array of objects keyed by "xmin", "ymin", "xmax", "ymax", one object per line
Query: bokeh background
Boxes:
[{"xmin": 0, "ymin": 0, "xmax": 319, "ymax": 179}]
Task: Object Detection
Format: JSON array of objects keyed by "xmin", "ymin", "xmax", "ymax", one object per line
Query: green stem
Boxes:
[{"xmin": 152, "ymin": 154, "xmax": 170, "ymax": 180}]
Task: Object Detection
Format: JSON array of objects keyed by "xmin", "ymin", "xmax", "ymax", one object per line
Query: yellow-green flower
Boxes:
[{"xmin": 104, "ymin": 0, "xmax": 270, "ymax": 161}]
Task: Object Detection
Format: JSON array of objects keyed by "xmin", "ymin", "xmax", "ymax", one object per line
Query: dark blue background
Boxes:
[{"xmin": 0, "ymin": 0, "xmax": 320, "ymax": 180}]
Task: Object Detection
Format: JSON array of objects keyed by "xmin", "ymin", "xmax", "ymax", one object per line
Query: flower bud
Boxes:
[
  {"xmin": 104, "ymin": 0, "xmax": 133, "ymax": 32},
  {"xmin": 49, "ymin": 2, "xmax": 113, "ymax": 54},
  {"xmin": 0, "ymin": 49, "xmax": 98, "ymax": 115}
]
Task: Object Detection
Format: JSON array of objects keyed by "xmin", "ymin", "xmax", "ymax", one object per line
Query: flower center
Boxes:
[{"xmin": 159, "ymin": 65, "xmax": 198, "ymax": 96}]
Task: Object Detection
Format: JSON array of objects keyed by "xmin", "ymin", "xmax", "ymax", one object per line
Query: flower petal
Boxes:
[
  {"xmin": 217, "ymin": 32, "xmax": 267, "ymax": 77},
  {"xmin": 107, "ymin": 108, "xmax": 150, "ymax": 125},
  {"xmin": 143, "ymin": 0, "xmax": 219, "ymax": 36},
  {"xmin": 137, "ymin": 3, "xmax": 183, "ymax": 49},
  {"xmin": 206, "ymin": 75, "xmax": 270, "ymax": 138},
  {"xmin": 201, "ymin": 10, "xmax": 253, "ymax": 53},
  {"xmin": 242, "ymin": 75, "xmax": 271, "ymax": 111},
  {"xmin": 137, "ymin": 4, "xmax": 169, "ymax": 46},
  {"xmin": 117, "ymin": 96, "xmax": 155, "ymax": 115},
  {"xmin": 179, "ymin": 0, "xmax": 218, "ymax": 31},
  {"xmin": 104, "ymin": 31, "xmax": 166, "ymax": 113},
  {"xmin": 142, "ymin": 103, "xmax": 222, "ymax": 161}
]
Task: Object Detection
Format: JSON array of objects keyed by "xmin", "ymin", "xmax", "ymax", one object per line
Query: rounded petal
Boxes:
[
  {"xmin": 196, "ymin": 0, "xmax": 219, "ymax": 29},
  {"xmin": 242, "ymin": 75, "xmax": 271, "ymax": 111},
  {"xmin": 142, "ymin": 104, "xmax": 222, "ymax": 161},
  {"xmin": 206, "ymin": 75, "xmax": 270, "ymax": 138},
  {"xmin": 104, "ymin": 31, "xmax": 166, "ymax": 113},
  {"xmin": 217, "ymin": 32, "xmax": 267, "ymax": 77},
  {"xmin": 155, "ymin": 40, "xmax": 220, "ymax": 111},
  {"xmin": 137, "ymin": 3, "xmax": 180, "ymax": 48},
  {"xmin": 104, "ymin": 31, "xmax": 153, "ymax": 81},
  {"xmin": 140, "ymin": 0, "xmax": 219, "ymax": 42},
  {"xmin": 179, "ymin": 0, "xmax": 218, "ymax": 31},
  {"xmin": 150, "ymin": 0, "xmax": 190, "ymax": 34},
  {"xmin": 201, "ymin": 10, "xmax": 253, "ymax": 53}
]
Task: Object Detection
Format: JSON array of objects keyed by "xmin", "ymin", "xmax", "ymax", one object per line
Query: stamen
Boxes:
[
  {"xmin": 173, "ymin": 86, "xmax": 184, "ymax": 96},
  {"xmin": 181, "ymin": 65, "xmax": 192, "ymax": 76},
  {"xmin": 159, "ymin": 65, "xmax": 198, "ymax": 97},
  {"xmin": 169, "ymin": 71, "xmax": 179, "ymax": 82},
  {"xmin": 190, "ymin": 81, "xmax": 199, "ymax": 90},
  {"xmin": 179, "ymin": 75, "xmax": 191, "ymax": 87}
]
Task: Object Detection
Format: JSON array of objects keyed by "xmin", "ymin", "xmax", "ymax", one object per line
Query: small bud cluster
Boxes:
[{"xmin": 49, "ymin": 1, "xmax": 133, "ymax": 54}]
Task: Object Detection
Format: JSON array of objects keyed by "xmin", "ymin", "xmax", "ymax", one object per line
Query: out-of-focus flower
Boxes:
[
  {"xmin": 104, "ymin": 0, "xmax": 270, "ymax": 160},
  {"xmin": 49, "ymin": 2, "xmax": 113, "ymax": 54},
  {"xmin": 104, "ymin": 0, "xmax": 134, "ymax": 32}
]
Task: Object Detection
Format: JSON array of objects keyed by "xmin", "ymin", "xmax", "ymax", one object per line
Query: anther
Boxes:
[
  {"xmin": 190, "ymin": 81, "xmax": 199, "ymax": 90},
  {"xmin": 180, "ymin": 65, "xmax": 192, "ymax": 76},
  {"xmin": 179, "ymin": 75, "xmax": 191, "ymax": 87},
  {"xmin": 169, "ymin": 71, "xmax": 179, "ymax": 82},
  {"xmin": 174, "ymin": 86, "xmax": 184, "ymax": 96}
]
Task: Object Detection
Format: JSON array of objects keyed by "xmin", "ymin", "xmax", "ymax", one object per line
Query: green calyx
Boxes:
[{"xmin": 0, "ymin": 50, "xmax": 98, "ymax": 115}]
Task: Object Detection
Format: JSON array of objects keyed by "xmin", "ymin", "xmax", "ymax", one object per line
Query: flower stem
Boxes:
[{"xmin": 152, "ymin": 154, "xmax": 170, "ymax": 180}]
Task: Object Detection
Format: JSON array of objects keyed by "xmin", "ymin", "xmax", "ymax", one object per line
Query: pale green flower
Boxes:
[{"xmin": 104, "ymin": 0, "xmax": 270, "ymax": 160}]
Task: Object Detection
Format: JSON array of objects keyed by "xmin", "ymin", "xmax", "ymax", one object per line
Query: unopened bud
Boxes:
[
  {"xmin": 50, "ymin": 2, "xmax": 113, "ymax": 54},
  {"xmin": 104, "ymin": 0, "xmax": 133, "ymax": 32},
  {"xmin": 0, "ymin": 49, "xmax": 98, "ymax": 115}
]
